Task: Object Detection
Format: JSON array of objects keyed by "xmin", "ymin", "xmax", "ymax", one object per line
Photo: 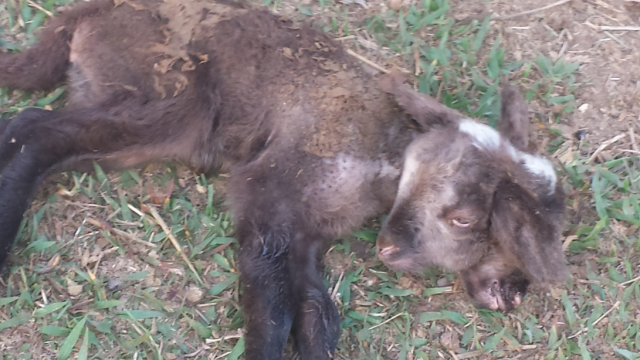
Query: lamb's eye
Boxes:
[{"xmin": 450, "ymin": 218, "xmax": 471, "ymax": 228}]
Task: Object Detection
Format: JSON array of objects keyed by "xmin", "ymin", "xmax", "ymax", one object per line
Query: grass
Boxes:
[{"xmin": 1, "ymin": 0, "xmax": 640, "ymax": 359}]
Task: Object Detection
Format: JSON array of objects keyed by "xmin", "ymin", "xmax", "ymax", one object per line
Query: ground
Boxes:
[{"xmin": 1, "ymin": 0, "xmax": 640, "ymax": 359}]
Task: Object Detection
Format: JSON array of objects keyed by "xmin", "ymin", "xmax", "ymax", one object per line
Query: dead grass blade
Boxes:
[{"xmin": 147, "ymin": 206, "xmax": 204, "ymax": 285}]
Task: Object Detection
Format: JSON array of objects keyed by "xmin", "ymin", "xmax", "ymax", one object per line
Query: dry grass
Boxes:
[{"xmin": 2, "ymin": 0, "xmax": 640, "ymax": 359}]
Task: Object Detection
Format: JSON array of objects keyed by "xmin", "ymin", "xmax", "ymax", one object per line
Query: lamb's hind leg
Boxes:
[
  {"xmin": 0, "ymin": 105, "xmax": 169, "ymax": 268},
  {"xmin": 0, "ymin": 0, "xmax": 113, "ymax": 90}
]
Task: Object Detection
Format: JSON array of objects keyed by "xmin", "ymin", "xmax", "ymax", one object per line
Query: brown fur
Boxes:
[{"xmin": 0, "ymin": 1, "xmax": 566, "ymax": 358}]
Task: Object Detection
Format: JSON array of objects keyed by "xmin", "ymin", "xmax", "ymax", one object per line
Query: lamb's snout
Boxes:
[
  {"xmin": 376, "ymin": 229, "xmax": 401, "ymax": 260},
  {"xmin": 375, "ymin": 230, "xmax": 419, "ymax": 272},
  {"xmin": 377, "ymin": 243, "xmax": 399, "ymax": 259}
]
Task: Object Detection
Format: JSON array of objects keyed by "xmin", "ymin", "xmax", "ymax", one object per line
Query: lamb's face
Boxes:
[
  {"xmin": 376, "ymin": 127, "xmax": 494, "ymax": 273},
  {"xmin": 376, "ymin": 72, "xmax": 567, "ymax": 312},
  {"xmin": 378, "ymin": 121, "xmax": 563, "ymax": 311}
]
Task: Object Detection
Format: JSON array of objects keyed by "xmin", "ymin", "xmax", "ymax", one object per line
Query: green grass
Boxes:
[{"xmin": 2, "ymin": 0, "xmax": 640, "ymax": 359}]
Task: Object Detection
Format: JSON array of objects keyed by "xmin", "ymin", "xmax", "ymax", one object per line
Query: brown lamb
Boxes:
[{"xmin": 0, "ymin": 0, "xmax": 567, "ymax": 358}]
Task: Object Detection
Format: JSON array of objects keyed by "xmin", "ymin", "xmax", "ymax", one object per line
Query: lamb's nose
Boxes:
[{"xmin": 377, "ymin": 244, "xmax": 399, "ymax": 258}]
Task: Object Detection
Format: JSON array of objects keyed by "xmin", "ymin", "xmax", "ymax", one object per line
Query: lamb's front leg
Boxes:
[
  {"xmin": 237, "ymin": 219, "xmax": 296, "ymax": 360},
  {"xmin": 290, "ymin": 239, "xmax": 340, "ymax": 359},
  {"xmin": 237, "ymin": 220, "xmax": 340, "ymax": 360},
  {"xmin": 231, "ymin": 156, "xmax": 341, "ymax": 359}
]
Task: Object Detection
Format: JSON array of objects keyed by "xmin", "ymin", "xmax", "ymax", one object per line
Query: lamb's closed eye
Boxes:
[{"xmin": 450, "ymin": 218, "xmax": 471, "ymax": 227}]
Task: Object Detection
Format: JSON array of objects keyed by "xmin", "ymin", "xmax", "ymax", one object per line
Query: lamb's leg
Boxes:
[
  {"xmin": 0, "ymin": 135, "xmax": 46, "ymax": 268},
  {"xmin": 231, "ymin": 157, "xmax": 340, "ymax": 359},
  {"xmin": 237, "ymin": 223, "xmax": 340, "ymax": 360},
  {"xmin": 290, "ymin": 240, "xmax": 340, "ymax": 359},
  {"xmin": 236, "ymin": 219, "xmax": 295, "ymax": 360},
  {"xmin": 0, "ymin": 0, "xmax": 112, "ymax": 90},
  {"xmin": 0, "ymin": 106, "xmax": 163, "ymax": 268}
]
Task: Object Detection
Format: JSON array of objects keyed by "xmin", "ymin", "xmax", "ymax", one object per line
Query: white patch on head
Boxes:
[
  {"xmin": 458, "ymin": 119, "xmax": 557, "ymax": 193},
  {"xmin": 397, "ymin": 146, "xmax": 421, "ymax": 199},
  {"xmin": 514, "ymin": 152, "xmax": 557, "ymax": 188},
  {"xmin": 459, "ymin": 119, "xmax": 501, "ymax": 150}
]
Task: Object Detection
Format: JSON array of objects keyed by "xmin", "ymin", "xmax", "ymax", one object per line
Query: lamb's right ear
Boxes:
[{"xmin": 378, "ymin": 70, "xmax": 462, "ymax": 130}]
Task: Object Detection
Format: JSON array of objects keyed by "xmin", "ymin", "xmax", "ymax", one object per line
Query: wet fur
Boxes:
[{"xmin": 0, "ymin": 1, "xmax": 566, "ymax": 358}]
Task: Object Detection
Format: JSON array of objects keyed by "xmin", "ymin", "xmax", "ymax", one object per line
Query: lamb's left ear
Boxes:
[
  {"xmin": 490, "ymin": 179, "xmax": 568, "ymax": 284},
  {"xmin": 498, "ymin": 84, "xmax": 530, "ymax": 152},
  {"xmin": 378, "ymin": 70, "xmax": 463, "ymax": 131}
]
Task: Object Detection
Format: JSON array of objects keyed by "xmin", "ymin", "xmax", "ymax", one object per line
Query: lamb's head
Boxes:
[{"xmin": 377, "ymin": 71, "xmax": 567, "ymax": 312}]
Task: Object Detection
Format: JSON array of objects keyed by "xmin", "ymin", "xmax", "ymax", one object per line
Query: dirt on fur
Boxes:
[{"xmin": 1, "ymin": 0, "xmax": 639, "ymax": 359}]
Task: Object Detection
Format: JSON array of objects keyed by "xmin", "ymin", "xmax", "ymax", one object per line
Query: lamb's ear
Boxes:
[
  {"xmin": 378, "ymin": 70, "xmax": 462, "ymax": 130},
  {"xmin": 499, "ymin": 84, "xmax": 530, "ymax": 152},
  {"xmin": 490, "ymin": 179, "xmax": 568, "ymax": 284}
]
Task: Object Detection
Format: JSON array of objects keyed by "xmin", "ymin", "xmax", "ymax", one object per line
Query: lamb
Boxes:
[{"xmin": 0, "ymin": 0, "xmax": 567, "ymax": 358}]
